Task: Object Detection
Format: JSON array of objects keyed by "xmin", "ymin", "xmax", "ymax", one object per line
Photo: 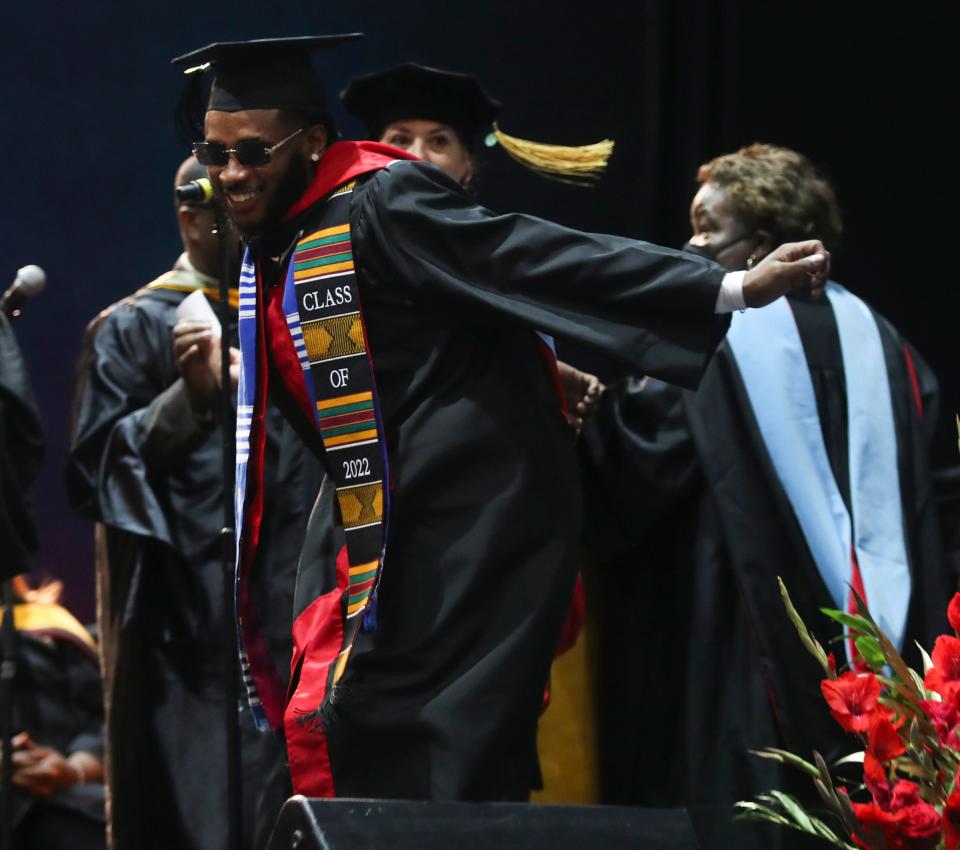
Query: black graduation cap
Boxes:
[
  {"xmin": 172, "ymin": 34, "xmax": 363, "ymax": 112},
  {"xmin": 171, "ymin": 35, "xmax": 363, "ymax": 143},
  {"xmin": 341, "ymin": 62, "xmax": 615, "ymax": 185},
  {"xmin": 341, "ymin": 63, "xmax": 500, "ymax": 148}
]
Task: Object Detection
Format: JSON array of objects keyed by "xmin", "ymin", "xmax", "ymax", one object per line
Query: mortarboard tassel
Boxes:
[{"xmin": 490, "ymin": 123, "xmax": 615, "ymax": 186}]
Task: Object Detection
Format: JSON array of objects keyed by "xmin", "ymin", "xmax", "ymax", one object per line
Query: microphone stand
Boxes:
[{"xmin": 213, "ymin": 203, "xmax": 241, "ymax": 850}]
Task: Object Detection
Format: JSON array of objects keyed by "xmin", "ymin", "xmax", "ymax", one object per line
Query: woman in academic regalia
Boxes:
[
  {"xmin": 341, "ymin": 64, "xmax": 608, "ymax": 802},
  {"xmin": 580, "ymin": 144, "xmax": 952, "ymax": 849}
]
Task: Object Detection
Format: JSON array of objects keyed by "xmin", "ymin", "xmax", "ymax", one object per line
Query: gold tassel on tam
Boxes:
[{"xmin": 490, "ymin": 123, "xmax": 615, "ymax": 185}]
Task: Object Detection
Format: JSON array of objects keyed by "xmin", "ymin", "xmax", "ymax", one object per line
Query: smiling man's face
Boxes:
[{"xmin": 204, "ymin": 108, "xmax": 323, "ymax": 236}]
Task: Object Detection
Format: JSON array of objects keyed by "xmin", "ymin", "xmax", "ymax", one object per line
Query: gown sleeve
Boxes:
[
  {"xmin": 353, "ymin": 161, "xmax": 730, "ymax": 389},
  {"xmin": 66, "ymin": 299, "xmax": 203, "ymax": 543},
  {"xmin": 0, "ymin": 313, "xmax": 44, "ymax": 576},
  {"xmin": 578, "ymin": 376, "xmax": 701, "ymax": 559}
]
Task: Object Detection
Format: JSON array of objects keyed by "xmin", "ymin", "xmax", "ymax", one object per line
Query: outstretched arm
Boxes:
[{"xmin": 356, "ymin": 162, "xmax": 826, "ymax": 388}]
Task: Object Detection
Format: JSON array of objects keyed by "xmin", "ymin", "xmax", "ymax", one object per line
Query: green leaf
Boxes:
[
  {"xmin": 779, "ymin": 578, "xmax": 832, "ymax": 675},
  {"xmin": 907, "ymin": 668, "xmax": 928, "ymax": 697},
  {"xmin": 736, "ymin": 796, "xmax": 858, "ymax": 849},
  {"xmin": 834, "ymin": 785, "xmax": 859, "ymax": 832},
  {"xmin": 750, "ymin": 748, "xmax": 820, "ymax": 777},
  {"xmin": 915, "ymin": 641, "xmax": 935, "ymax": 676},
  {"xmin": 813, "ymin": 777, "xmax": 841, "ymax": 814},
  {"xmin": 910, "ymin": 717, "xmax": 924, "ymax": 751},
  {"xmin": 814, "ymin": 751, "xmax": 833, "ymax": 787},
  {"xmin": 820, "ymin": 608, "xmax": 875, "ymax": 634},
  {"xmin": 808, "ymin": 816, "xmax": 858, "ymax": 850},
  {"xmin": 734, "ymin": 801, "xmax": 792, "ymax": 827},
  {"xmin": 769, "ymin": 791, "xmax": 816, "ymax": 834},
  {"xmin": 854, "ymin": 635, "xmax": 886, "ymax": 670},
  {"xmin": 874, "ymin": 627, "xmax": 925, "ymax": 704},
  {"xmin": 833, "ymin": 751, "xmax": 865, "ymax": 767}
]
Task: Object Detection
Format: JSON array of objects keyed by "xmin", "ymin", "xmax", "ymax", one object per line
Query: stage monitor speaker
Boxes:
[{"xmin": 266, "ymin": 796, "xmax": 702, "ymax": 850}]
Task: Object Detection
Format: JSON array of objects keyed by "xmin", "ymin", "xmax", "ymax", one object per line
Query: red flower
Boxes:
[
  {"xmin": 853, "ymin": 787, "xmax": 941, "ymax": 850},
  {"xmin": 822, "ymin": 672, "xmax": 883, "ymax": 733},
  {"xmin": 852, "ymin": 802, "xmax": 899, "ymax": 849},
  {"xmin": 921, "ymin": 697, "xmax": 960, "ymax": 749},
  {"xmin": 896, "ymin": 800, "xmax": 941, "ymax": 849},
  {"xmin": 864, "ymin": 750, "xmax": 892, "ymax": 810},
  {"xmin": 868, "ymin": 715, "xmax": 906, "ymax": 763},
  {"xmin": 890, "ymin": 780, "xmax": 921, "ymax": 809},
  {"xmin": 945, "ymin": 781, "xmax": 960, "ymax": 850},
  {"xmin": 828, "ymin": 652, "xmax": 838, "ymax": 676},
  {"xmin": 948, "ymin": 593, "xmax": 960, "ymax": 635},
  {"xmin": 924, "ymin": 635, "xmax": 960, "ymax": 700}
]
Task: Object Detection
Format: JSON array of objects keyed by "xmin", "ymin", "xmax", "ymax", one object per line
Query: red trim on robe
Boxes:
[
  {"xmin": 535, "ymin": 336, "xmax": 569, "ymax": 419},
  {"xmin": 284, "ymin": 545, "xmax": 350, "ymax": 797},
  {"xmin": 902, "ymin": 344, "xmax": 924, "ymax": 419},
  {"xmin": 541, "ymin": 574, "xmax": 588, "ymax": 714},
  {"xmin": 283, "ymin": 141, "xmax": 419, "ymax": 223},
  {"xmin": 847, "ymin": 550, "xmax": 870, "ymax": 673}
]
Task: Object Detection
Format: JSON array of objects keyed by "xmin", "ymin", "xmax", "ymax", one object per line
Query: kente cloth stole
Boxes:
[
  {"xmin": 234, "ymin": 179, "xmax": 390, "ymax": 730},
  {"xmin": 143, "ymin": 268, "xmax": 240, "ymax": 309},
  {"xmin": 726, "ymin": 282, "xmax": 911, "ymax": 653}
]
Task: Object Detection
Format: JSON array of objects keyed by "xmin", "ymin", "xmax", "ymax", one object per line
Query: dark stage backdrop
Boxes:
[{"xmin": 0, "ymin": 2, "xmax": 950, "ymax": 621}]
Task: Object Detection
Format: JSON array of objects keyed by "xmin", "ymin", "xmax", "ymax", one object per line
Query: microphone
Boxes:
[
  {"xmin": 1, "ymin": 265, "xmax": 46, "ymax": 318},
  {"xmin": 176, "ymin": 177, "xmax": 214, "ymax": 205}
]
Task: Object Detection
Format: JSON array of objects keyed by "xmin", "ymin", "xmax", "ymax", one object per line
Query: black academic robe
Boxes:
[
  {"xmin": 0, "ymin": 313, "xmax": 44, "ymax": 578},
  {"xmin": 259, "ymin": 160, "xmax": 729, "ymax": 801},
  {"xmin": 2, "ymin": 613, "xmax": 105, "ymax": 850},
  {"xmin": 67, "ymin": 276, "xmax": 322, "ymax": 850},
  {"xmin": 580, "ymin": 291, "xmax": 951, "ymax": 850}
]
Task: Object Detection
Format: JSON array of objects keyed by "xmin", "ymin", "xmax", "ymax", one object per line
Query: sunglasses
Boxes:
[{"xmin": 193, "ymin": 127, "xmax": 304, "ymax": 167}]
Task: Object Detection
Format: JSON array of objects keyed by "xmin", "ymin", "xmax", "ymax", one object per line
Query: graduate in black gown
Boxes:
[
  {"xmin": 173, "ymin": 36, "xmax": 829, "ymax": 803},
  {"xmin": 580, "ymin": 144, "xmax": 953, "ymax": 849},
  {"xmin": 66, "ymin": 159, "xmax": 321, "ymax": 850},
  {"xmin": 0, "ymin": 577, "xmax": 106, "ymax": 850}
]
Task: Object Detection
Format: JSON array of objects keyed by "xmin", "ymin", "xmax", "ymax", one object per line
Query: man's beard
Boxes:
[{"xmin": 243, "ymin": 149, "xmax": 313, "ymax": 238}]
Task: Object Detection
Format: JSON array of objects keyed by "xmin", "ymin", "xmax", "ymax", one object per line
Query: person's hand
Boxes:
[
  {"xmin": 742, "ymin": 240, "xmax": 830, "ymax": 308},
  {"xmin": 174, "ymin": 319, "xmax": 217, "ymax": 414},
  {"xmin": 5, "ymin": 732, "xmax": 81, "ymax": 797},
  {"xmin": 228, "ymin": 346, "xmax": 241, "ymax": 392},
  {"xmin": 173, "ymin": 321, "xmax": 239, "ymax": 413},
  {"xmin": 556, "ymin": 361, "xmax": 605, "ymax": 431}
]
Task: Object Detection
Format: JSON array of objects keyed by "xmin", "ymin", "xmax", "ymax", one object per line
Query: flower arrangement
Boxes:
[{"xmin": 735, "ymin": 579, "xmax": 960, "ymax": 849}]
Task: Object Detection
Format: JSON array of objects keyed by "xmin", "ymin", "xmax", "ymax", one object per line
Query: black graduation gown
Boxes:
[
  {"xmin": 580, "ymin": 291, "xmax": 950, "ymax": 850},
  {"xmin": 1, "ymin": 612, "xmax": 105, "ymax": 850},
  {"xmin": 67, "ymin": 280, "xmax": 322, "ymax": 850},
  {"xmin": 269, "ymin": 161, "xmax": 729, "ymax": 801},
  {"xmin": 0, "ymin": 313, "xmax": 44, "ymax": 578}
]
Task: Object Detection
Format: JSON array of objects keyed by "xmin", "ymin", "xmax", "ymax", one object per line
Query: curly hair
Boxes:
[{"xmin": 697, "ymin": 144, "xmax": 843, "ymax": 252}]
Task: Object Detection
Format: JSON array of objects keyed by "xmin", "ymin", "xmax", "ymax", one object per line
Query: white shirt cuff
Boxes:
[{"xmin": 714, "ymin": 271, "xmax": 746, "ymax": 314}]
